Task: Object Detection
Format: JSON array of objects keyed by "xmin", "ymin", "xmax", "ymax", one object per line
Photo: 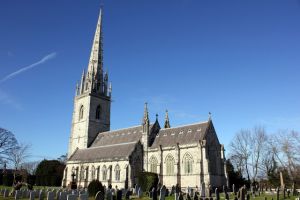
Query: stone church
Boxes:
[{"xmin": 62, "ymin": 8, "xmax": 227, "ymax": 190}]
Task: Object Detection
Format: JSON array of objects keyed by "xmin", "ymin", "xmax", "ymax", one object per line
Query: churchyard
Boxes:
[{"xmin": 0, "ymin": 184, "xmax": 299, "ymax": 200}]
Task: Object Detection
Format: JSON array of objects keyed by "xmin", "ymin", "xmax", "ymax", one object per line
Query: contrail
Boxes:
[{"xmin": 0, "ymin": 52, "xmax": 57, "ymax": 84}]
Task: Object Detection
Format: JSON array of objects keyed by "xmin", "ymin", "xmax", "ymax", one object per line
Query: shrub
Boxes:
[
  {"xmin": 138, "ymin": 172, "xmax": 159, "ymax": 192},
  {"xmin": 88, "ymin": 180, "xmax": 104, "ymax": 197}
]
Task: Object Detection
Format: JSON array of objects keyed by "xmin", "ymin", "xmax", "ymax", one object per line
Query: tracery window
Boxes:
[
  {"xmin": 96, "ymin": 105, "xmax": 101, "ymax": 119},
  {"xmin": 115, "ymin": 164, "xmax": 121, "ymax": 181},
  {"xmin": 183, "ymin": 153, "xmax": 193, "ymax": 175},
  {"xmin": 79, "ymin": 105, "xmax": 84, "ymax": 120},
  {"xmin": 91, "ymin": 166, "xmax": 96, "ymax": 180},
  {"xmin": 165, "ymin": 154, "xmax": 175, "ymax": 175},
  {"xmin": 149, "ymin": 156, "xmax": 158, "ymax": 173},
  {"xmin": 102, "ymin": 165, "xmax": 107, "ymax": 181},
  {"xmin": 80, "ymin": 166, "xmax": 85, "ymax": 180}
]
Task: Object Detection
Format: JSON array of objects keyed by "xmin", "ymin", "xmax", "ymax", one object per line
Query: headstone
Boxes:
[
  {"xmin": 47, "ymin": 191, "xmax": 54, "ymax": 200},
  {"xmin": 200, "ymin": 183, "xmax": 205, "ymax": 197},
  {"xmin": 116, "ymin": 190, "xmax": 122, "ymax": 200},
  {"xmin": 60, "ymin": 192, "xmax": 68, "ymax": 200},
  {"xmin": 159, "ymin": 185, "xmax": 166, "ymax": 200},
  {"xmin": 135, "ymin": 185, "xmax": 138, "ymax": 195},
  {"xmin": 39, "ymin": 190, "xmax": 44, "ymax": 200},
  {"xmin": 95, "ymin": 191, "xmax": 105, "ymax": 200},
  {"xmin": 152, "ymin": 188, "xmax": 157, "ymax": 200},
  {"xmin": 186, "ymin": 193, "xmax": 192, "ymax": 200},
  {"xmin": 276, "ymin": 188, "xmax": 279, "ymax": 200},
  {"xmin": 106, "ymin": 189, "xmax": 112, "ymax": 200},
  {"xmin": 138, "ymin": 187, "xmax": 142, "ymax": 198},
  {"xmin": 232, "ymin": 184, "xmax": 236, "ymax": 195},
  {"xmin": 15, "ymin": 190, "xmax": 22, "ymax": 200},
  {"xmin": 35, "ymin": 190, "xmax": 40, "ymax": 198},
  {"xmin": 125, "ymin": 190, "xmax": 130, "ymax": 200},
  {"xmin": 193, "ymin": 192, "xmax": 198, "ymax": 200},
  {"xmin": 237, "ymin": 186, "xmax": 246, "ymax": 200},
  {"xmin": 79, "ymin": 194, "xmax": 88, "ymax": 200},
  {"xmin": 4, "ymin": 189, "xmax": 9, "ymax": 198},
  {"xmin": 67, "ymin": 194, "xmax": 77, "ymax": 200},
  {"xmin": 215, "ymin": 188, "xmax": 219, "ymax": 200},
  {"xmin": 30, "ymin": 191, "xmax": 35, "ymax": 200}
]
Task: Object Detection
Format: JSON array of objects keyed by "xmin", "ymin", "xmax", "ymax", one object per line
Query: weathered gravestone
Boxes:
[
  {"xmin": 232, "ymin": 184, "xmax": 236, "ymax": 195},
  {"xmin": 152, "ymin": 187, "xmax": 157, "ymax": 200},
  {"xmin": 215, "ymin": 188, "xmax": 220, "ymax": 200},
  {"xmin": 200, "ymin": 183, "xmax": 205, "ymax": 197},
  {"xmin": 79, "ymin": 194, "xmax": 88, "ymax": 200},
  {"xmin": 4, "ymin": 189, "xmax": 9, "ymax": 198},
  {"xmin": 60, "ymin": 191, "xmax": 68, "ymax": 200},
  {"xmin": 15, "ymin": 190, "xmax": 22, "ymax": 200},
  {"xmin": 30, "ymin": 191, "xmax": 35, "ymax": 200},
  {"xmin": 116, "ymin": 190, "xmax": 122, "ymax": 200},
  {"xmin": 159, "ymin": 185, "xmax": 166, "ymax": 200},
  {"xmin": 95, "ymin": 191, "xmax": 105, "ymax": 200},
  {"xmin": 47, "ymin": 191, "xmax": 54, "ymax": 200},
  {"xmin": 66, "ymin": 194, "xmax": 77, "ymax": 200},
  {"xmin": 39, "ymin": 190, "xmax": 44, "ymax": 200},
  {"xmin": 237, "ymin": 186, "xmax": 246, "ymax": 200},
  {"xmin": 138, "ymin": 187, "xmax": 142, "ymax": 198}
]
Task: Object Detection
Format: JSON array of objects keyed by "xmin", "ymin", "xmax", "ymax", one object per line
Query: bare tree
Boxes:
[
  {"xmin": 0, "ymin": 128, "xmax": 18, "ymax": 163},
  {"xmin": 22, "ymin": 160, "xmax": 40, "ymax": 175}
]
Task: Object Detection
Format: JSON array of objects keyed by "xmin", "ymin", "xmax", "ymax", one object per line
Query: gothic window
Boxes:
[
  {"xmin": 80, "ymin": 166, "xmax": 85, "ymax": 180},
  {"xmin": 115, "ymin": 164, "xmax": 120, "ymax": 181},
  {"xmin": 85, "ymin": 166, "xmax": 89, "ymax": 180},
  {"xmin": 91, "ymin": 166, "xmax": 96, "ymax": 180},
  {"xmin": 102, "ymin": 165, "xmax": 107, "ymax": 181},
  {"xmin": 79, "ymin": 105, "xmax": 84, "ymax": 120},
  {"xmin": 183, "ymin": 153, "xmax": 193, "ymax": 175},
  {"xmin": 165, "ymin": 154, "xmax": 175, "ymax": 175},
  {"xmin": 97, "ymin": 166, "xmax": 100, "ymax": 180},
  {"xmin": 96, "ymin": 105, "xmax": 101, "ymax": 119},
  {"xmin": 149, "ymin": 156, "xmax": 158, "ymax": 173}
]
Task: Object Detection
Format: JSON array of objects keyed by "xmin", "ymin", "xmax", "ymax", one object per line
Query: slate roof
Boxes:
[
  {"xmin": 149, "ymin": 121, "xmax": 210, "ymax": 148},
  {"xmin": 69, "ymin": 142, "xmax": 138, "ymax": 162}
]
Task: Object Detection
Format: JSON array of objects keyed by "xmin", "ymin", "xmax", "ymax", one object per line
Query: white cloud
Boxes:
[{"xmin": 0, "ymin": 52, "xmax": 57, "ymax": 84}]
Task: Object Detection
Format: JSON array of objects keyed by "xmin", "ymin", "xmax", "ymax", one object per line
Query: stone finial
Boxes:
[
  {"xmin": 208, "ymin": 112, "xmax": 212, "ymax": 121},
  {"xmin": 164, "ymin": 110, "xmax": 170, "ymax": 128}
]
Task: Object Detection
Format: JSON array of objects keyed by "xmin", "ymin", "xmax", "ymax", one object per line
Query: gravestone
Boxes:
[
  {"xmin": 39, "ymin": 190, "xmax": 44, "ymax": 200},
  {"xmin": 67, "ymin": 194, "xmax": 77, "ymax": 200},
  {"xmin": 215, "ymin": 188, "xmax": 219, "ymax": 200},
  {"xmin": 200, "ymin": 183, "xmax": 205, "ymax": 197},
  {"xmin": 152, "ymin": 187, "xmax": 157, "ymax": 200},
  {"xmin": 178, "ymin": 192, "xmax": 183, "ymax": 200},
  {"xmin": 30, "ymin": 191, "xmax": 35, "ymax": 200},
  {"xmin": 186, "ymin": 193, "xmax": 192, "ymax": 200},
  {"xmin": 135, "ymin": 185, "xmax": 138, "ymax": 195},
  {"xmin": 138, "ymin": 187, "xmax": 142, "ymax": 198},
  {"xmin": 15, "ymin": 190, "xmax": 22, "ymax": 200},
  {"xmin": 60, "ymin": 191, "xmax": 68, "ymax": 200},
  {"xmin": 276, "ymin": 188, "xmax": 279, "ymax": 200},
  {"xmin": 116, "ymin": 190, "xmax": 122, "ymax": 200},
  {"xmin": 159, "ymin": 185, "xmax": 166, "ymax": 200},
  {"xmin": 4, "ymin": 189, "xmax": 9, "ymax": 198},
  {"xmin": 47, "ymin": 191, "xmax": 54, "ymax": 200},
  {"xmin": 208, "ymin": 185, "xmax": 212, "ymax": 197},
  {"xmin": 79, "ymin": 194, "xmax": 88, "ymax": 200},
  {"xmin": 193, "ymin": 192, "xmax": 198, "ymax": 200},
  {"xmin": 106, "ymin": 189, "xmax": 112, "ymax": 200},
  {"xmin": 95, "ymin": 191, "xmax": 105, "ymax": 200},
  {"xmin": 237, "ymin": 186, "xmax": 246, "ymax": 200},
  {"xmin": 35, "ymin": 190, "xmax": 40, "ymax": 198},
  {"xmin": 232, "ymin": 184, "xmax": 236, "ymax": 195}
]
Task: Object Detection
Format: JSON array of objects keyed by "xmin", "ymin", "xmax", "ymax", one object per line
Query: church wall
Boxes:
[{"xmin": 64, "ymin": 160, "xmax": 129, "ymax": 189}]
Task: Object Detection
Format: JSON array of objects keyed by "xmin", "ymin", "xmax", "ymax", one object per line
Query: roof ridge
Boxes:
[
  {"xmin": 89, "ymin": 141, "xmax": 137, "ymax": 149},
  {"xmin": 161, "ymin": 120, "xmax": 209, "ymax": 130}
]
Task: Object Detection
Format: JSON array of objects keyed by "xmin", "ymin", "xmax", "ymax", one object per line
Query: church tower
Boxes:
[{"xmin": 68, "ymin": 8, "xmax": 111, "ymax": 158}]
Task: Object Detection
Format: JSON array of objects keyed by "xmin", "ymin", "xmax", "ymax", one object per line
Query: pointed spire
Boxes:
[
  {"xmin": 208, "ymin": 112, "xmax": 212, "ymax": 121},
  {"xmin": 142, "ymin": 102, "xmax": 149, "ymax": 125},
  {"xmin": 164, "ymin": 110, "xmax": 171, "ymax": 128},
  {"xmin": 87, "ymin": 7, "xmax": 103, "ymax": 84}
]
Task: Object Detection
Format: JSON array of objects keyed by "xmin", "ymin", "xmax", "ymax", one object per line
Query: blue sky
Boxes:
[{"xmin": 0, "ymin": 0, "xmax": 299, "ymax": 161}]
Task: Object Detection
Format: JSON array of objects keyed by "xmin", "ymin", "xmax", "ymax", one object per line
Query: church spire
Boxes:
[
  {"xmin": 142, "ymin": 103, "xmax": 150, "ymax": 126},
  {"xmin": 164, "ymin": 110, "xmax": 171, "ymax": 128},
  {"xmin": 87, "ymin": 8, "xmax": 104, "ymax": 78}
]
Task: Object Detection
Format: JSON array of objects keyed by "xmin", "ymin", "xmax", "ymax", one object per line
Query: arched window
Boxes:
[
  {"xmin": 85, "ymin": 166, "xmax": 89, "ymax": 180},
  {"xmin": 102, "ymin": 165, "xmax": 107, "ymax": 181},
  {"xmin": 165, "ymin": 154, "xmax": 175, "ymax": 175},
  {"xmin": 115, "ymin": 164, "xmax": 121, "ymax": 181},
  {"xmin": 79, "ymin": 105, "xmax": 84, "ymax": 120},
  {"xmin": 183, "ymin": 153, "xmax": 193, "ymax": 175},
  {"xmin": 97, "ymin": 166, "xmax": 100, "ymax": 180},
  {"xmin": 91, "ymin": 166, "xmax": 96, "ymax": 180},
  {"xmin": 96, "ymin": 105, "xmax": 101, "ymax": 119},
  {"xmin": 149, "ymin": 156, "xmax": 158, "ymax": 173},
  {"xmin": 80, "ymin": 166, "xmax": 85, "ymax": 180}
]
